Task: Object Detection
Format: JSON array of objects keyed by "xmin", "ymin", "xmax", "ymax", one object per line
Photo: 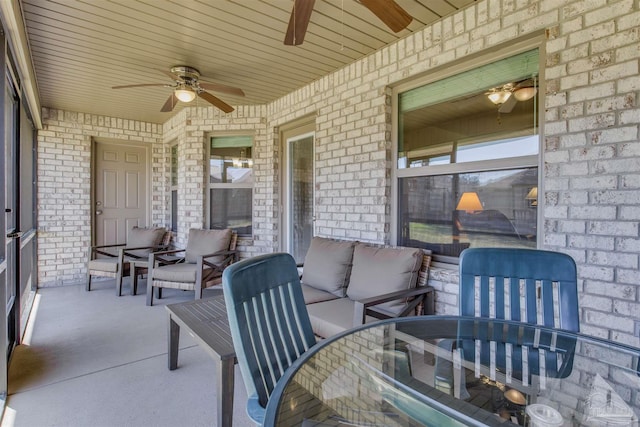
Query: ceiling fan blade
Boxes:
[
  {"xmin": 112, "ymin": 83, "xmax": 166, "ymax": 89},
  {"xmin": 160, "ymin": 93, "xmax": 178, "ymax": 112},
  {"xmin": 198, "ymin": 91, "xmax": 234, "ymax": 113},
  {"xmin": 284, "ymin": 0, "xmax": 316, "ymax": 46},
  {"xmin": 198, "ymin": 82, "xmax": 245, "ymax": 97},
  {"xmin": 359, "ymin": 0, "xmax": 413, "ymax": 33},
  {"xmin": 498, "ymin": 94, "xmax": 518, "ymax": 113}
]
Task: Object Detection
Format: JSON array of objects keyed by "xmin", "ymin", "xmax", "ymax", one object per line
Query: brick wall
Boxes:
[
  {"xmin": 161, "ymin": 105, "xmax": 268, "ymax": 255},
  {"xmin": 37, "ymin": 108, "xmax": 163, "ymax": 286},
  {"xmin": 36, "ymin": 0, "xmax": 639, "ymax": 345},
  {"xmin": 260, "ymin": 0, "xmax": 639, "ymax": 345}
]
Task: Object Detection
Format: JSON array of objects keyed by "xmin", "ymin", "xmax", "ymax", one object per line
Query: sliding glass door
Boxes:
[{"xmin": 281, "ymin": 120, "xmax": 315, "ymax": 263}]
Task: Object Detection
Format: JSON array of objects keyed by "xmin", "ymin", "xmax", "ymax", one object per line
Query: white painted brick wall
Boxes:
[{"xmin": 36, "ymin": 0, "xmax": 639, "ymax": 346}]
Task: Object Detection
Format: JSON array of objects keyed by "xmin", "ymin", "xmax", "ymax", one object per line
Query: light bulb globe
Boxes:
[
  {"xmin": 513, "ymin": 86, "xmax": 537, "ymax": 101},
  {"xmin": 487, "ymin": 90, "xmax": 512, "ymax": 105},
  {"xmin": 175, "ymin": 88, "xmax": 196, "ymax": 103}
]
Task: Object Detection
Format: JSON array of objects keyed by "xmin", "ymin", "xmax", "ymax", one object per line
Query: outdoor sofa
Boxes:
[{"xmin": 299, "ymin": 237, "xmax": 433, "ymax": 339}]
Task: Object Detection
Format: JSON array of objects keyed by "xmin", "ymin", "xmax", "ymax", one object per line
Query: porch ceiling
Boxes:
[{"xmin": 16, "ymin": 0, "xmax": 476, "ymax": 124}]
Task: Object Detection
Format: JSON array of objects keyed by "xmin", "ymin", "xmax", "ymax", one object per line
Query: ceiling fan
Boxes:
[
  {"xmin": 111, "ymin": 66, "xmax": 245, "ymax": 114},
  {"xmin": 486, "ymin": 78, "xmax": 537, "ymax": 113},
  {"xmin": 284, "ymin": 0, "xmax": 413, "ymax": 46}
]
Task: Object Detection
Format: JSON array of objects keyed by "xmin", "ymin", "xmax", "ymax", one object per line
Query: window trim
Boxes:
[
  {"xmin": 390, "ymin": 36, "xmax": 547, "ymax": 257},
  {"xmin": 396, "ymin": 155, "xmax": 539, "ymax": 179}
]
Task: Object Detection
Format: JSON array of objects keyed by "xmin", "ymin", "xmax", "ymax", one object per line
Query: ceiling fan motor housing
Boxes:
[{"xmin": 170, "ymin": 66, "xmax": 200, "ymax": 85}]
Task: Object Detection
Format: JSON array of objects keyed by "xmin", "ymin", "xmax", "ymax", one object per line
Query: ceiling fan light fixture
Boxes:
[
  {"xmin": 175, "ymin": 87, "xmax": 196, "ymax": 103},
  {"xmin": 488, "ymin": 90, "xmax": 512, "ymax": 105},
  {"xmin": 514, "ymin": 86, "xmax": 537, "ymax": 101}
]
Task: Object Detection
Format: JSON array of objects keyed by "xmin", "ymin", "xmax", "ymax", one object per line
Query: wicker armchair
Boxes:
[{"xmin": 146, "ymin": 228, "xmax": 238, "ymax": 306}]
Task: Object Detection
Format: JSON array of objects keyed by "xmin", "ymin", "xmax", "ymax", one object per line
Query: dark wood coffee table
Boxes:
[{"xmin": 165, "ymin": 292, "xmax": 237, "ymax": 427}]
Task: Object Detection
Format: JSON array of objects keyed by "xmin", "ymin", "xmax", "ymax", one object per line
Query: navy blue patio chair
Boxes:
[
  {"xmin": 223, "ymin": 253, "xmax": 316, "ymax": 426},
  {"xmin": 435, "ymin": 247, "xmax": 579, "ymax": 396}
]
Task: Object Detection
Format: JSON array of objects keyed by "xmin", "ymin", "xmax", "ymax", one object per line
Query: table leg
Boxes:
[
  {"xmin": 168, "ymin": 316, "xmax": 180, "ymax": 370},
  {"xmin": 216, "ymin": 358, "xmax": 235, "ymax": 427}
]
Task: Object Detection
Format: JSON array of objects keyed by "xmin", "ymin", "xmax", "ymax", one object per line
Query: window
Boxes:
[
  {"xmin": 170, "ymin": 144, "xmax": 178, "ymax": 232},
  {"xmin": 208, "ymin": 135, "xmax": 253, "ymax": 235},
  {"xmin": 395, "ymin": 49, "xmax": 540, "ymax": 257}
]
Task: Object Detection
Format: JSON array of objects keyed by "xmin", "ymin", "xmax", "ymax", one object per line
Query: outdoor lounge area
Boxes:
[
  {"xmin": 6, "ymin": 248, "xmax": 640, "ymax": 426},
  {"xmin": 0, "ymin": 0, "xmax": 638, "ymax": 425}
]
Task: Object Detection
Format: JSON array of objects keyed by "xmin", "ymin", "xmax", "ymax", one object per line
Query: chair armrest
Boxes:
[
  {"xmin": 149, "ymin": 248, "xmax": 186, "ymax": 265},
  {"xmin": 201, "ymin": 249, "xmax": 237, "ymax": 260},
  {"xmin": 356, "ymin": 285, "xmax": 434, "ymax": 308},
  {"xmin": 151, "ymin": 248, "xmax": 186, "ymax": 257},
  {"xmin": 92, "ymin": 243, "xmax": 126, "ymax": 249},
  {"xmin": 201, "ymin": 249, "xmax": 239, "ymax": 270},
  {"xmin": 91, "ymin": 243, "xmax": 126, "ymax": 258},
  {"xmin": 122, "ymin": 245, "xmax": 170, "ymax": 260},
  {"xmin": 353, "ymin": 286, "xmax": 434, "ymax": 327}
]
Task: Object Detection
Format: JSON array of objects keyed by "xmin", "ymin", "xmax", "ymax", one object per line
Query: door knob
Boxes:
[
  {"xmin": 96, "ymin": 210, "xmax": 103, "ymax": 215},
  {"xmin": 6, "ymin": 231, "xmax": 22, "ymax": 239}
]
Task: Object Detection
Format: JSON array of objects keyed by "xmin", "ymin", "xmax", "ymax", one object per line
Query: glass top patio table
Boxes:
[{"xmin": 264, "ymin": 316, "xmax": 640, "ymax": 427}]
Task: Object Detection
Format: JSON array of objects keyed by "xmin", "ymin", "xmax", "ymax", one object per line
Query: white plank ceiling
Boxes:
[{"xmin": 19, "ymin": 0, "xmax": 476, "ymax": 123}]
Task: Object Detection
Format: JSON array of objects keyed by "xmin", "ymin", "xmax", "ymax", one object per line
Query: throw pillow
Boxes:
[
  {"xmin": 185, "ymin": 228, "xmax": 233, "ymax": 264},
  {"xmin": 302, "ymin": 237, "xmax": 356, "ymax": 297},
  {"xmin": 347, "ymin": 244, "xmax": 423, "ymax": 316}
]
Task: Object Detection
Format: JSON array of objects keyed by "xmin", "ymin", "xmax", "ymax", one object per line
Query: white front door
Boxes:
[{"xmin": 94, "ymin": 140, "xmax": 150, "ymax": 246}]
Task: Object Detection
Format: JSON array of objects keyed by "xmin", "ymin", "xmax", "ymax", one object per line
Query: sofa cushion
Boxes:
[
  {"xmin": 185, "ymin": 228, "xmax": 233, "ymax": 264},
  {"xmin": 346, "ymin": 245, "xmax": 423, "ymax": 316},
  {"xmin": 126, "ymin": 226, "xmax": 166, "ymax": 258},
  {"xmin": 301, "ymin": 237, "xmax": 356, "ymax": 297},
  {"xmin": 306, "ymin": 298, "xmax": 381, "ymax": 338},
  {"xmin": 301, "ymin": 284, "xmax": 341, "ymax": 304}
]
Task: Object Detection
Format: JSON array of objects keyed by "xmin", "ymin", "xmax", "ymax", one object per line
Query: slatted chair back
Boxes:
[
  {"xmin": 459, "ymin": 247, "xmax": 579, "ymax": 381},
  {"xmin": 223, "ymin": 253, "xmax": 316, "ymax": 425},
  {"xmin": 435, "ymin": 248, "xmax": 579, "ymax": 395},
  {"xmin": 459, "ymin": 247, "xmax": 579, "ymax": 332}
]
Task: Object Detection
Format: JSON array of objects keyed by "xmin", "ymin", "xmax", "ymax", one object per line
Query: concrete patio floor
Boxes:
[{"xmin": 1, "ymin": 279, "xmax": 254, "ymax": 427}]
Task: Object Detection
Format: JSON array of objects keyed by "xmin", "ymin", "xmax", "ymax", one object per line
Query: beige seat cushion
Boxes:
[
  {"xmin": 88, "ymin": 258, "xmax": 121, "ymax": 273},
  {"xmin": 185, "ymin": 228, "xmax": 233, "ymax": 264},
  {"xmin": 301, "ymin": 237, "xmax": 356, "ymax": 297},
  {"xmin": 152, "ymin": 263, "xmax": 210, "ymax": 283},
  {"xmin": 306, "ymin": 298, "xmax": 381, "ymax": 339},
  {"xmin": 346, "ymin": 245, "xmax": 423, "ymax": 316},
  {"xmin": 301, "ymin": 283, "xmax": 341, "ymax": 304},
  {"xmin": 126, "ymin": 226, "xmax": 166, "ymax": 258}
]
